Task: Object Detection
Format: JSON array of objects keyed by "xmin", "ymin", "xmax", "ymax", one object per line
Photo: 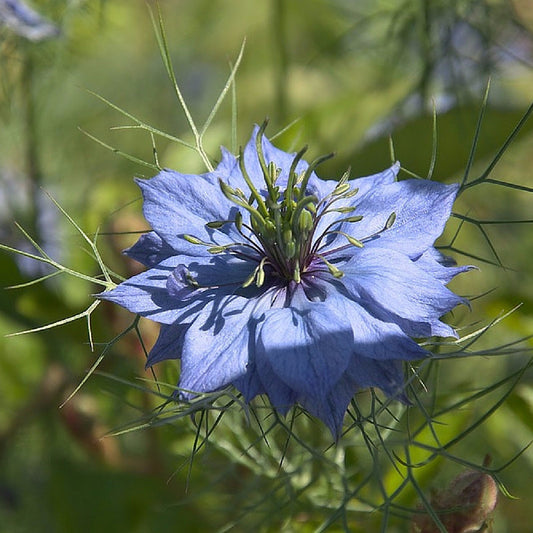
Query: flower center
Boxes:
[{"xmin": 184, "ymin": 122, "xmax": 396, "ymax": 289}]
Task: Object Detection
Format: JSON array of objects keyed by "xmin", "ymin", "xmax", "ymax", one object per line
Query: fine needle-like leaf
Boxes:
[
  {"xmin": 460, "ymin": 79, "xmax": 491, "ymax": 189},
  {"xmin": 149, "ymin": 131, "xmax": 161, "ymax": 169},
  {"xmin": 5, "ymin": 270, "xmax": 62, "ymax": 289},
  {"xmin": 148, "ymin": 1, "xmax": 213, "ymax": 171},
  {"xmin": 200, "ymin": 38, "xmax": 246, "ymax": 138},
  {"xmin": 450, "ymin": 212, "xmax": 504, "ymax": 267},
  {"xmin": 14, "ymin": 221, "xmax": 51, "ymax": 260},
  {"xmin": 0, "ymin": 241, "xmax": 109, "ymax": 287},
  {"xmin": 149, "ymin": 3, "xmax": 198, "ymax": 138},
  {"xmin": 6, "ymin": 299, "xmax": 101, "ymax": 341},
  {"xmin": 461, "ymin": 100, "xmax": 533, "ymax": 192},
  {"xmin": 42, "ymin": 191, "xmax": 112, "ymax": 284},
  {"xmin": 269, "ymin": 117, "xmax": 301, "ymax": 141},
  {"xmin": 404, "ymin": 447, "xmax": 448, "ymax": 533},
  {"xmin": 79, "ymin": 127, "xmax": 159, "ymax": 170},
  {"xmin": 60, "ymin": 315, "xmax": 141, "ymax": 407},
  {"xmin": 230, "ymin": 59, "xmax": 238, "ymax": 154},
  {"xmin": 426, "ymin": 100, "xmax": 437, "ymax": 180},
  {"xmin": 85, "ymin": 89, "xmax": 194, "ymax": 148}
]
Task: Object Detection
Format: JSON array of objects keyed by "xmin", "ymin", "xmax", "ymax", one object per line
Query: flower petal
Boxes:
[
  {"xmin": 337, "ymin": 179, "xmax": 458, "ymax": 258},
  {"xmin": 313, "ymin": 163, "xmax": 400, "ymax": 245},
  {"xmin": 255, "ymin": 296, "xmax": 353, "ymax": 400},
  {"xmin": 320, "ymin": 285, "xmax": 429, "ymax": 360},
  {"xmin": 350, "ymin": 162, "xmax": 399, "ymax": 195},
  {"xmin": 97, "ymin": 259, "xmax": 187, "ymax": 324},
  {"xmin": 414, "ymin": 248, "xmax": 475, "ymax": 283},
  {"xmin": 297, "ymin": 355, "xmax": 407, "ymax": 437},
  {"xmin": 183, "ymin": 255, "xmax": 261, "ymax": 288},
  {"xmin": 345, "ymin": 355, "xmax": 406, "ymax": 398},
  {"xmin": 242, "ymin": 357, "xmax": 297, "ymax": 415},
  {"xmin": 297, "ymin": 375, "xmax": 356, "ymax": 437},
  {"xmin": 146, "ymin": 323, "xmax": 188, "ymax": 367},
  {"xmin": 232, "ymin": 359, "xmax": 266, "ymax": 401},
  {"xmin": 124, "ymin": 231, "xmax": 176, "ymax": 267},
  {"xmin": 179, "ymin": 292, "xmax": 272, "ymax": 395},
  {"xmin": 136, "ymin": 169, "xmax": 235, "ymax": 256},
  {"xmin": 341, "ymin": 247, "xmax": 464, "ymax": 337}
]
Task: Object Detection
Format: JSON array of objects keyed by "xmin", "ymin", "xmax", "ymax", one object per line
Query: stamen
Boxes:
[
  {"xmin": 236, "ymin": 147, "xmax": 269, "ymax": 217},
  {"xmin": 218, "ymin": 178, "xmax": 267, "ymax": 229},
  {"xmin": 242, "ymin": 256, "xmax": 268, "ymax": 288},
  {"xmin": 319, "ymin": 210, "xmax": 397, "ymax": 259},
  {"xmin": 207, "ymin": 245, "xmax": 232, "ymax": 254},
  {"xmin": 316, "ymin": 254, "xmax": 344, "ymax": 278},
  {"xmin": 385, "ymin": 211, "xmax": 397, "ymax": 229},
  {"xmin": 311, "ymin": 212, "xmax": 364, "ymax": 254},
  {"xmin": 359, "ymin": 211, "xmax": 397, "ymax": 242},
  {"xmin": 206, "ymin": 220, "xmax": 232, "ymax": 229},
  {"xmin": 328, "ymin": 231, "xmax": 364, "ymax": 248},
  {"xmin": 297, "ymin": 152, "xmax": 335, "ymax": 200},
  {"xmin": 235, "ymin": 211, "xmax": 243, "ymax": 231},
  {"xmin": 184, "ymin": 234, "xmax": 209, "ymax": 245},
  {"xmin": 332, "ymin": 183, "xmax": 351, "ymax": 196},
  {"xmin": 327, "ymin": 206, "xmax": 356, "ymax": 214},
  {"xmin": 255, "ymin": 256, "xmax": 268, "ymax": 287},
  {"xmin": 286, "ymin": 145, "xmax": 309, "ymax": 208}
]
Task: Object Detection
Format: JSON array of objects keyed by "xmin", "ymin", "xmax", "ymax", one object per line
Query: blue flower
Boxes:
[
  {"xmin": 0, "ymin": 0, "xmax": 59, "ymax": 41},
  {"xmin": 99, "ymin": 124, "xmax": 470, "ymax": 436}
]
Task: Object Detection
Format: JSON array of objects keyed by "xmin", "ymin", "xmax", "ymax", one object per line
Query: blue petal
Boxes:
[
  {"xmin": 213, "ymin": 147, "xmax": 247, "ymax": 190},
  {"xmin": 196, "ymin": 146, "xmax": 244, "ymax": 191},
  {"xmin": 183, "ymin": 255, "xmax": 262, "ymax": 288},
  {"xmin": 178, "ymin": 292, "xmax": 272, "ymax": 395},
  {"xmin": 98, "ymin": 260, "xmax": 182, "ymax": 324},
  {"xmin": 232, "ymin": 359, "xmax": 266, "ymax": 401},
  {"xmin": 124, "ymin": 231, "xmax": 176, "ymax": 267},
  {"xmin": 314, "ymin": 163, "xmax": 400, "ymax": 243},
  {"xmin": 255, "ymin": 297, "xmax": 353, "ymax": 400},
  {"xmin": 345, "ymin": 355, "xmax": 406, "ymax": 398},
  {"xmin": 98, "ymin": 257, "xmax": 205, "ymax": 325},
  {"xmin": 146, "ymin": 323, "xmax": 188, "ymax": 367},
  {"xmin": 245, "ymin": 356, "xmax": 297, "ymax": 415},
  {"xmin": 320, "ymin": 285, "xmax": 429, "ymax": 361},
  {"xmin": 331, "ymin": 179, "xmax": 458, "ymax": 258},
  {"xmin": 350, "ymin": 162, "xmax": 399, "ymax": 194},
  {"xmin": 166, "ymin": 265, "xmax": 198, "ymax": 299},
  {"xmin": 301, "ymin": 351, "xmax": 409, "ymax": 436},
  {"xmin": 341, "ymin": 247, "xmax": 464, "ymax": 337},
  {"xmin": 297, "ymin": 378, "xmax": 355, "ymax": 437},
  {"xmin": 294, "ymin": 356, "xmax": 409, "ymax": 437},
  {"xmin": 414, "ymin": 248, "xmax": 475, "ymax": 283},
  {"xmin": 136, "ymin": 169, "xmax": 236, "ymax": 256}
]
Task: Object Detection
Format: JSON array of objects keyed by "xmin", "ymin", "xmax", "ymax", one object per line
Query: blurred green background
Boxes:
[{"xmin": 1, "ymin": 1, "xmax": 533, "ymax": 531}]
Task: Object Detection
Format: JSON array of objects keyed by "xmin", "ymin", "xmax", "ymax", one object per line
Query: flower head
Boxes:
[{"xmin": 100, "ymin": 124, "xmax": 470, "ymax": 436}]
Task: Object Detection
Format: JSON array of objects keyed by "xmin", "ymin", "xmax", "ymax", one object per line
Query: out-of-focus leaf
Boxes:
[{"xmin": 345, "ymin": 106, "xmax": 533, "ymax": 179}]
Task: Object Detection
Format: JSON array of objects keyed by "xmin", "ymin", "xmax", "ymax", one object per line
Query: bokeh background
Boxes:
[{"xmin": 1, "ymin": 1, "xmax": 533, "ymax": 531}]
